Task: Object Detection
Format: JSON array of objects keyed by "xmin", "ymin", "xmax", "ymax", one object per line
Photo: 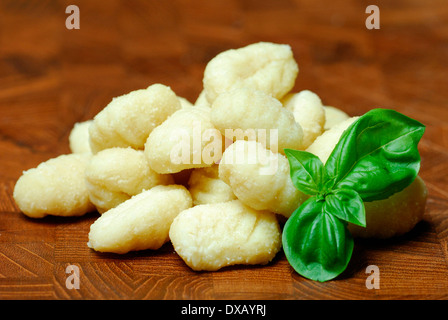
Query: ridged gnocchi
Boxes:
[
  {"xmin": 13, "ymin": 153, "xmax": 95, "ymax": 218},
  {"xmin": 211, "ymin": 87, "xmax": 303, "ymax": 154},
  {"xmin": 219, "ymin": 140, "xmax": 308, "ymax": 218},
  {"xmin": 203, "ymin": 42, "xmax": 298, "ymax": 104},
  {"xmin": 85, "ymin": 147, "xmax": 174, "ymax": 213},
  {"xmin": 281, "ymin": 90, "xmax": 326, "ymax": 149},
  {"xmin": 187, "ymin": 164, "xmax": 236, "ymax": 205},
  {"xmin": 144, "ymin": 106, "xmax": 224, "ymax": 174},
  {"xmin": 169, "ymin": 200, "xmax": 281, "ymax": 271},
  {"xmin": 89, "ymin": 83, "xmax": 181, "ymax": 153},
  {"xmin": 88, "ymin": 185, "xmax": 192, "ymax": 254}
]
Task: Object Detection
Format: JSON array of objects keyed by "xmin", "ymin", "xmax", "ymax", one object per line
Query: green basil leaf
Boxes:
[
  {"xmin": 282, "ymin": 197, "xmax": 354, "ymax": 282},
  {"xmin": 325, "ymin": 109, "xmax": 425, "ymax": 202},
  {"xmin": 284, "ymin": 149, "xmax": 325, "ymax": 196},
  {"xmin": 324, "ymin": 188, "xmax": 366, "ymax": 227}
]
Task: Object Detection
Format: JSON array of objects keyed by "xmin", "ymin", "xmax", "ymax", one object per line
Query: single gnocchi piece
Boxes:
[
  {"xmin": 348, "ymin": 176, "xmax": 427, "ymax": 239},
  {"xmin": 219, "ymin": 140, "xmax": 308, "ymax": 218},
  {"xmin": 144, "ymin": 106, "xmax": 224, "ymax": 174},
  {"xmin": 211, "ymin": 87, "xmax": 303, "ymax": 154},
  {"xmin": 306, "ymin": 116, "xmax": 359, "ymax": 164},
  {"xmin": 89, "ymin": 83, "xmax": 181, "ymax": 153},
  {"xmin": 169, "ymin": 200, "xmax": 282, "ymax": 271},
  {"xmin": 203, "ymin": 42, "xmax": 298, "ymax": 104},
  {"xmin": 13, "ymin": 153, "xmax": 95, "ymax": 218},
  {"xmin": 281, "ymin": 90, "xmax": 326, "ymax": 149},
  {"xmin": 69, "ymin": 120, "xmax": 93, "ymax": 154},
  {"xmin": 87, "ymin": 185, "xmax": 192, "ymax": 254},
  {"xmin": 187, "ymin": 164, "xmax": 236, "ymax": 205},
  {"xmin": 323, "ymin": 106, "xmax": 350, "ymax": 130},
  {"xmin": 85, "ymin": 147, "xmax": 174, "ymax": 213}
]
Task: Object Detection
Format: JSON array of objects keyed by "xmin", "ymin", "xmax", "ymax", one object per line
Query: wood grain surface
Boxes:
[{"xmin": 1, "ymin": 0, "xmax": 448, "ymax": 300}]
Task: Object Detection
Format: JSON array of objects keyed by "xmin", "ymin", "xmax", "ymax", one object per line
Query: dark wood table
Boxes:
[{"xmin": 1, "ymin": 0, "xmax": 447, "ymax": 300}]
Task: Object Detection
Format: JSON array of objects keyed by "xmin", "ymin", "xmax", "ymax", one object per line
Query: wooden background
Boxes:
[{"xmin": 0, "ymin": 0, "xmax": 448, "ymax": 300}]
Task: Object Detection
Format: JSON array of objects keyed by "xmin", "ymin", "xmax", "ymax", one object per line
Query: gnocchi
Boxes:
[
  {"xmin": 219, "ymin": 140, "xmax": 308, "ymax": 218},
  {"xmin": 187, "ymin": 164, "xmax": 236, "ymax": 205},
  {"xmin": 281, "ymin": 90, "xmax": 326, "ymax": 149},
  {"xmin": 323, "ymin": 106, "xmax": 350, "ymax": 130},
  {"xmin": 306, "ymin": 116, "xmax": 359, "ymax": 164},
  {"xmin": 89, "ymin": 83, "xmax": 181, "ymax": 153},
  {"xmin": 144, "ymin": 106, "xmax": 224, "ymax": 174},
  {"xmin": 211, "ymin": 87, "xmax": 303, "ymax": 153},
  {"xmin": 69, "ymin": 120, "xmax": 93, "ymax": 154},
  {"xmin": 348, "ymin": 176, "xmax": 427, "ymax": 239},
  {"xmin": 13, "ymin": 153, "xmax": 95, "ymax": 218},
  {"xmin": 85, "ymin": 147, "xmax": 174, "ymax": 213},
  {"xmin": 203, "ymin": 42, "xmax": 298, "ymax": 104},
  {"xmin": 88, "ymin": 185, "xmax": 192, "ymax": 254},
  {"xmin": 169, "ymin": 200, "xmax": 281, "ymax": 271}
]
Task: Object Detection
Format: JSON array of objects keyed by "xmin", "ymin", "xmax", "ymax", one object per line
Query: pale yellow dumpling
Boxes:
[
  {"xmin": 323, "ymin": 106, "xmax": 350, "ymax": 130},
  {"xmin": 282, "ymin": 90, "xmax": 326, "ymax": 149},
  {"xmin": 348, "ymin": 176, "xmax": 427, "ymax": 239},
  {"xmin": 88, "ymin": 185, "xmax": 192, "ymax": 254},
  {"xmin": 13, "ymin": 153, "xmax": 95, "ymax": 218},
  {"xmin": 144, "ymin": 106, "xmax": 224, "ymax": 174},
  {"xmin": 85, "ymin": 147, "xmax": 174, "ymax": 213},
  {"xmin": 89, "ymin": 83, "xmax": 181, "ymax": 153},
  {"xmin": 69, "ymin": 120, "xmax": 93, "ymax": 154},
  {"xmin": 203, "ymin": 42, "xmax": 298, "ymax": 104},
  {"xmin": 211, "ymin": 87, "xmax": 303, "ymax": 154},
  {"xmin": 169, "ymin": 200, "xmax": 281, "ymax": 271},
  {"xmin": 219, "ymin": 140, "xmax": 308, "ymax": 218},
  {"xmin": 187, "ymin": 165, "xmax": 236, "ymax": 205}
]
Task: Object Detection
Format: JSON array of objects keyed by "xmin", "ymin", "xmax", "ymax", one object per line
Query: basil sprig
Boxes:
[{"xmin": 283, "ymin": 108, "xmax": 425, "ymax": 282}]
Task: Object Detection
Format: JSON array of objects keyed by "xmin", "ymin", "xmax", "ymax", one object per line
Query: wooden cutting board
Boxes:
[{"xmin": 1, "ymin": 0, "xmax": 448, "ymax": 300}]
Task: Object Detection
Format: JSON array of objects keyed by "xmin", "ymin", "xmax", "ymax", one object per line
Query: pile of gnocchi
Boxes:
[{"xmin": 13, "ymin": 42, "xmax": 427, "ymax": 272}]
